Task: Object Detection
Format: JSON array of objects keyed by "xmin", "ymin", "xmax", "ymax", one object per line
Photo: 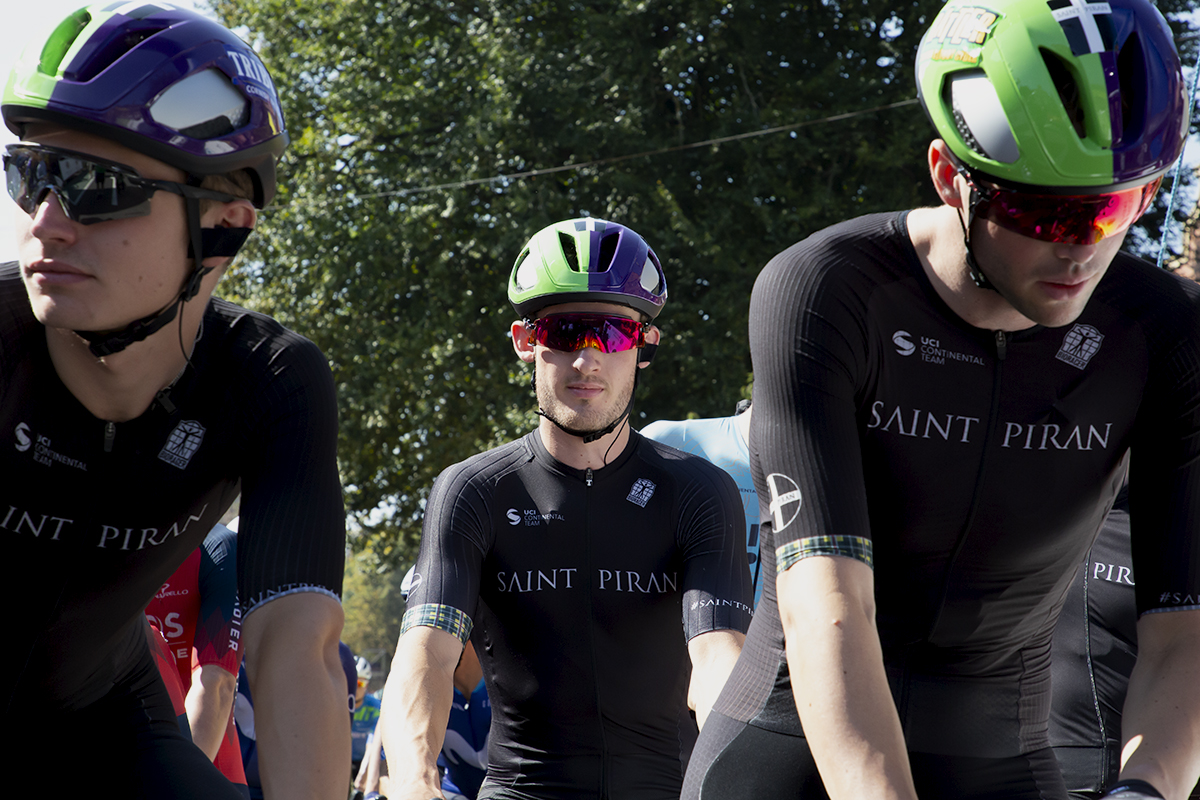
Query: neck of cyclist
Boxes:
[
  {"xmin": 47, "ymin": 266, "xmax": 214, "ymax": 425},
  {"xmin": 536, "ymin": 368, "xmax": 638, "ymax": 472}
]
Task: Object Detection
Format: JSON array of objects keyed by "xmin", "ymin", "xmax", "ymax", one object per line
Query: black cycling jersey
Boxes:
[
  {"xmin": 1050, "ymin": 487, "xmax": 1136, "ymax": 797},
  {"xmin": 404, "ymin": 429, "xmax": 754, "ymax": 800},
  {"xmin": 687, "ymin": 212, "xmax": 1200, "ymax": 798},
  {"xmin": 0, "ymin": 261, "xmax": 345, "ymax": 774}
]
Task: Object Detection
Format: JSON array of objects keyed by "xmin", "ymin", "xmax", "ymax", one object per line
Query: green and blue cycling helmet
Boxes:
[
  {"xmin": 916, "ymin": 0, "xmax": 1188, "ymax": 192},
  {"xmin": 508, "ymin": 218, "xmax": 668, "ymax": 320}
]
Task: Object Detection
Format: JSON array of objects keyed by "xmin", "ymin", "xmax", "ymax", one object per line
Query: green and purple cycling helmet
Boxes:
[
  {"xmin": 3, "ymin": 2, "xmax": 287, "ymax": 206},
  {"xmin": 916, "ymin": 0, "xmax": 1189, "ymax": 248},
  {"xmin": 508, "ymin": 217, "xmax": 668, "ymax": 320},
  {"xmin": 918, "ymin": 0, "xmax": 1188, "ymax": 191},
  {"xmin": 2, "ymin": 3, "xmax": 289, "ymax": 356}
]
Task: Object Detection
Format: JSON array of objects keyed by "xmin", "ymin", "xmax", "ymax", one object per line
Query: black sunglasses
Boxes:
[{"xmin": 4, "ymin": 144, "xmax": 238, "ymax": 225}]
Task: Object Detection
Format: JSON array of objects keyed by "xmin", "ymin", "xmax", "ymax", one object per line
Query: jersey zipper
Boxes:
[
  {"xmin": 926, "ymin": 329, "xmax": 1007, "ymax": 641},
  {"xmin": 580, "ymin": 464, "xmax": 608, "ymax": 797},
  {"xmin": 103, "ymin": 421, "xmax": 116, "ymax": 453}
]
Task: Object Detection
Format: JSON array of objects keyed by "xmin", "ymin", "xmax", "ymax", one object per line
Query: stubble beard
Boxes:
[{"xmin": 535, "ymin": 365, "xmax": 634, "ymax": 438}]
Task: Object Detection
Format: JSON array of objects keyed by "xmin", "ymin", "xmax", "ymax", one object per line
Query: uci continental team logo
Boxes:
[
  {"xmin": 1056, "ymin": 324, "xmax": 1103, "ymax": 370},
  {"xmin": 158, "ymin": 420, "xmax": 206, "ymax": 469},
  {"xmin": 14, "ymin": 422, "xmax": 32, "ymax": 452},
  {"xmin": 892, "ymin": 331, "xmax": 916, "ymax": 356}
]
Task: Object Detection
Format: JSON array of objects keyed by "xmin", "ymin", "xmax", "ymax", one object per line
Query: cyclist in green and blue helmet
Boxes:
[
  {"xmin": 509, "ymin": 217, "xmax": 668, "ymax": 444},
  {"xmin": 1, "ymin": 6, "xmax": 349, "ymax": 798},
  {"xmin": 681, "ymin": 1, "xmax": 1200, "ymax": 799},
  {"xmin": 915, "ymin": 0, "xmax": 1188, "ymax": 300}
]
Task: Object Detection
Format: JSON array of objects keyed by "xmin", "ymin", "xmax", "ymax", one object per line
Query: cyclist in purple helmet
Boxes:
[
  {"xmin": 1, "ymin": 5, "xmax": 347, "ymax": 798},
  {"xmin": 382, "ymin": 218, "xmax": 752, "ymax": 800}
]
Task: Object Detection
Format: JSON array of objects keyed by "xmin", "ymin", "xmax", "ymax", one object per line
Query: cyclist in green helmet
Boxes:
[
  {"xmin": 381, "ymin": 218, "xmax": 753, "ymax": 800},
  {"xmin": 682, "ymin": 0, "xmax": 1199, "ymax": 798}
]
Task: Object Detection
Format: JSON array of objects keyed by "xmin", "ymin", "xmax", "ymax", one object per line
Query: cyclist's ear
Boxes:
[
  {"xmin": 512, "ymin": 320, "xmax": 536, "ymax": 363},
  {"xmin": 638, "ymin": 325, "xmax": 661, "ymax": 368},
  {"xmin": 929, "ymin": 140, "xmax": 966, "ymax": 209}
]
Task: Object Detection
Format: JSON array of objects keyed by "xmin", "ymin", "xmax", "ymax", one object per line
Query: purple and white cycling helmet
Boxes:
[
  {"xmin": 509, "ymin": 218, "xmax": 668, "ymax": 320},
  {"xmin": 3, "ymin": 2, "xmax": 287, "ymax": 206}
]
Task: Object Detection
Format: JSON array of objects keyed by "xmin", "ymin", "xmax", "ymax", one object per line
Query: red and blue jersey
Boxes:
[{"xmin": 146, "ymin": 524, "xmax": 246, "ymax": 790}]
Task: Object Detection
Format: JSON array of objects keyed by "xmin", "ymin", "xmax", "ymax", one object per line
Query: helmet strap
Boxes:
[
  {"xmin": 535, "ymin": 364, "xmax": 642, "ymax": 449},
  {"xmin": 956, "ymin": 189, "xmax": 998, "ymax": 293},
  {"xmin": 74, "ymin": 184, "xmax": 250, "ymax": 360}
]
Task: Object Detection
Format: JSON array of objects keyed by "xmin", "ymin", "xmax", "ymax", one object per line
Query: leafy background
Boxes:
[{"xmin": 205, "ymin": 0, "xmax": 1199, "ymax": 665}]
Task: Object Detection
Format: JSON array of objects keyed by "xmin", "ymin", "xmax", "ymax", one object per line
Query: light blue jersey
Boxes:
[{"xmin": 641, "ymin": 415, "xmax": 761, "ymax": 606}]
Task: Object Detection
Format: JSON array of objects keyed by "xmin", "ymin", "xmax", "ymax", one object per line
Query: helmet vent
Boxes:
[
  {"xmin": 67, "ymin": 22, "xmax": 172, "ymax": 83},
  {"xmin": 640, "ymin": 257, "xmax": 661, "ymax": 293},
  {"xmin": 1116, "ymin": 32, "xmax": 1147, "ymax": 146},
  {"xmin": 1041, "ymin": 49, "xmax": 1087, "ymax": 140},
  {"xmin": 558, "ymin": 232, "xmax": 581, "ymax": 272},
  {"xmin": 149, "ymin": 69, "xmax": 248, "ymax": 139},
  {"xmin": 513, "ymin": 249, "xmax": 537, "ymax": 290},
  {"xmin": 38, "ymin": 10, "xmax": 91, "ymax": 77},
  {"xmin": 597, "ymin": 232, "xmax": 619, "ymax": 273},
  {"xmin": 946, "ymin": 72, "xmax": 1020, "ymax": 163}
]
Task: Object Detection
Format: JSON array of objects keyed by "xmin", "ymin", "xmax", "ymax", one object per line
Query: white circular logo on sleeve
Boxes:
[
  {"xmin": 892, "ymin": 331, "xmax": 915, "ymax": 356},
  {"xmin": 766, "ymin": 473, "xmax": 803, "ymax": 532}
]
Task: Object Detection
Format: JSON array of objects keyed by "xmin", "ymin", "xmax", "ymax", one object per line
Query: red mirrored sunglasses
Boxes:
[
  {"xmin": 960, "ymin": 167, "xmax": 1161, "ymax": 246},
  {"xmin": 527, "ymin": 313, "xmax": 647, "ymax": 353}
]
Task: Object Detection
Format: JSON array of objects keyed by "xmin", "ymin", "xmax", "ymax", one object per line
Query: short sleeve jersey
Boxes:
[
  {"xmin": 145, "ymin": 523, "xmax": 246, "ymax": 785},
  {"xmin": 403, "ymin": 429, "xmax": 753, "ymax": 799},
  {"xmin": 351, "ymin": 693, "xmax": 382, "ymax": 764},
  {"xmin": 145, "ymin": 524, "xmax": 243, "ymax": 686},
  {"xmin": 714, "ymin": 212, "xmax": 1200, "ymax": 757},
  {"xmin": 1049, "ymin": 487, "xmax": 1136, "ymax": 793},
  {"xmin": 641, "ymin": 415, "xmax": 762, "ymax": 605},
  {"xmin": 0, "ymin": 261, "xmax": 346, "ymax": 715}
]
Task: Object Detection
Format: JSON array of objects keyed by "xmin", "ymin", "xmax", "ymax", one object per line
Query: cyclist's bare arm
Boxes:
[
  {"xmin": 244, "ymin": 593, "xmax": 350, "ymax": 799},
  {"xmin": 382, "ymin": 625, "xmax": 464, "ymax": 800},
  {"xmin": 780, "ymin": 555, "xmax": 919, "ymax": 800},
  {"xmin": 687, "ymin": 629, "xmax": 745, "ymax": 730},
  {"xmin": 1119, "ymin": 608, "xmax": 1200, "ymax": 800},
  {"xmin": 186, "ymin": 663, "xmax": 238, "ymax": 760}
]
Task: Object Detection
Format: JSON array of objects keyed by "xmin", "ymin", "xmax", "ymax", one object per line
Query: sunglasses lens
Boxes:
[
  {"xmin": 532, "ymin": 314, "xmax": 644, "ymax": 353},
  {"xmin": 3, "ymin": 146, "xmax": 158, "ymax": 223},
  {"xmin": 4, "ymin": 151, "xmax": 36, "ymax": 213},
  {"xmin": 980, "ymin": 178, "xmax": 1160, "ymax": 245}
]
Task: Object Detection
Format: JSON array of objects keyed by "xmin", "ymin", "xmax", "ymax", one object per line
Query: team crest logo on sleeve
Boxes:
[
  {"xmin": 1055, "ymin": 324, "xmax": 1104, "ymax": 369},
  {"xmin": 766, "ymin": 473, "xmax": 803, "ymax": 532},
  {"xmin": 627, "ymin": 478, "xmax": 657, "ymax": 508},
  {"xmin": 159, "ymin": 421, "xmax": 206, "ymax": 469}
]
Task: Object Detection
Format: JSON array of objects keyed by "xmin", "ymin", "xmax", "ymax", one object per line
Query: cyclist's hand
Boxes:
[{"xmin": 1100, "ymin": 780, "xmax": 1165, "ymax": 799}]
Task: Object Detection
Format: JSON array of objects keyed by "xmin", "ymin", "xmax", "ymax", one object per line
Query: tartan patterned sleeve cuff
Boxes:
[{"xmin": 400, "ymin": 603, "xmax": 474, "ymax": 645}]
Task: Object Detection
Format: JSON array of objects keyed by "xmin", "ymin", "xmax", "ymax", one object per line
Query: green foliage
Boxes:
[
  {"xmin": 209, "ymin": 0, "xmax": 1197, "ymax": 570},
  {"xmin": 341, "ymin": 550, "xmax": 411, "ymax": 665}
]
